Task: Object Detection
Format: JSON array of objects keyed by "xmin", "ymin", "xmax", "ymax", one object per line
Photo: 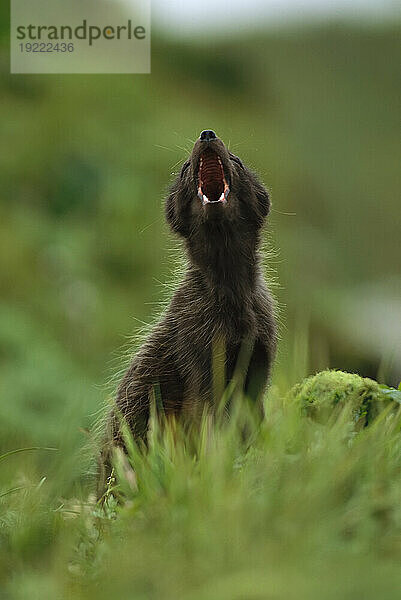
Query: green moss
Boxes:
[{"xmin": 288, "ymin": 370, "xmax": 398, "ymax": 428}]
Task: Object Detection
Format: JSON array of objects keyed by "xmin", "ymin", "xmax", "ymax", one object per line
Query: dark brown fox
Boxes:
[{"xmin": 111, "ymin": 130, "xmax": 277, "ymax": 444}]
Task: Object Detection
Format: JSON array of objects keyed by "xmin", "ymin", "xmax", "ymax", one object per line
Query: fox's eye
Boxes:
[{"xmin": 180, "ymin": 160, "xmax": 190, "ymax": 178}]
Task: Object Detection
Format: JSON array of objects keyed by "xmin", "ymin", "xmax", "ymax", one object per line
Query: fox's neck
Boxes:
[{"xmin": 187, "ymin": 225, "xmax": 261, "ymax": 308}]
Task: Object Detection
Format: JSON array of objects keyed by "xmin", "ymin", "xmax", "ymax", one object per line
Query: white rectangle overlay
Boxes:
[{"xmin": 11, "ymin": 0, "xmax": 151, "ymax": 74}]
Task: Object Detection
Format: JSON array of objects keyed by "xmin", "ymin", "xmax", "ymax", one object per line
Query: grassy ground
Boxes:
[{"xmin": 1, "ymin": 373, "xmax": 400, "ymax": 599}]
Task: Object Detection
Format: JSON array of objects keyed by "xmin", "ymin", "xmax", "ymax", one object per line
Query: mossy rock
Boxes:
[{"xmin": 288, "ymin": 370, "xmax": 401, "ymax": 429}]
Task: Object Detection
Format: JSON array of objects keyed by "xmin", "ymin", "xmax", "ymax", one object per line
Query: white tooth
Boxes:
[
  {"xmin": 218, "ymin": 193, "xmax": 225, "ymax": 202},
  {"xmin": 203, "ymin": 195, "xmax": 209, "ymax": 205}
]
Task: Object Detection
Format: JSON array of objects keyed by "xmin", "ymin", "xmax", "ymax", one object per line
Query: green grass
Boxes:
[{"xmin": 1, "ymin": 373, "xmax": 400, "ymax": 599}]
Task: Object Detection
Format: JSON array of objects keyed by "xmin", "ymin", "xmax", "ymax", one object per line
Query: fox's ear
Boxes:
[
  {"xmin": 180, "ymin": 160, "xmax": 190, "ymax": 178},
  {"xmin": 254, "ymin": 179, "xmax": 271, "ymax": 219},
  {"xmin": 229, "ymin": 152, "xmax": 245, "ymax": 170},
  {"xmin": 165, "ymin": 160, "xmax": 192, "ymax": 237},
  {"xmin": 165, "ymin": 189, "xmax": 190, "ymax": 238},
  {"xmin": 244, "ymin": 170, "xmax": 270, "ymax": 227}
]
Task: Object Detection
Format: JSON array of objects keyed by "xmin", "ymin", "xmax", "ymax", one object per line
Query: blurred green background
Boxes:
[{"xmin": 0, "ymin": 2, "xmax": 400, "ymax": 458}]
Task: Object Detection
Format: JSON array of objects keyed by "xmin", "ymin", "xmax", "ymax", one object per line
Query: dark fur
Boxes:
[{"xmin": 109, "ymin": 134, "xmax": 277, "ymax": 446}]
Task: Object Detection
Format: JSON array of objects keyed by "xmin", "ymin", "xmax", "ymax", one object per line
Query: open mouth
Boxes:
[{"xmin": 197, "ymin": 149, "xmax": 230, "ymax": 205}]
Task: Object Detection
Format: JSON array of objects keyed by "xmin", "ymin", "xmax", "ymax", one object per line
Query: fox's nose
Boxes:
[{"xmin": 200, "ymin": 130, "xmax": 217, "ymax": 142}]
